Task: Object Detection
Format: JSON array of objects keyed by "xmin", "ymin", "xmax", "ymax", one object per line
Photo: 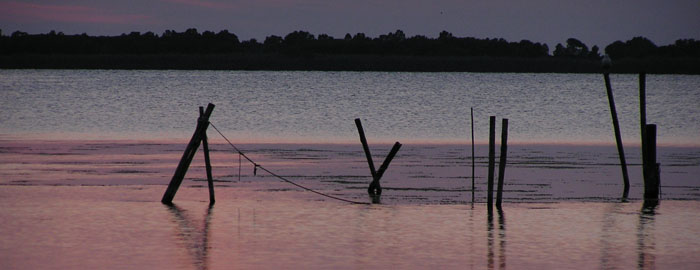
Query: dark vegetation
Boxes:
[{"xmin": 1, "ymin": 29, "xmax": 698, "ymax": 73}]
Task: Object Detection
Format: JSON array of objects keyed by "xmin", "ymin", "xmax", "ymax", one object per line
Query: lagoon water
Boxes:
[
  {"xmin": 1, "ymin": 70, "xmax": 700, "ymax": 269},
  {"xmin": 2, "ymin": 186, "xmax": 700, "ymax": 269},
  {"xmin": 1, "ymin": 70, "xmax": 699, "ymax": 145}
]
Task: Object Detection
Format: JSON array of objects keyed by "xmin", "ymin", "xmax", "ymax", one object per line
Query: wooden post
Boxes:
[
  {"xmin": 487, "ymin": 116, "xmax": 496, "ymax": 212},
  {"xmin": 202, "ymin": 135, "xmax": 215, "ymax": 204},
  {"xmin": 471, "ymin": 107, "xmax": 475, "ymax": 203},
  {"xmin": 639, "ymin": 73, "xmax": 648, "ymax": 185},
  {"xmin": 644, "ymin": 124, "xmax": 659, "ymax": 200},
  {"xmin": 199, "ymin": 107, "xmax": 215, "ymax": 204},
  {"xmin": 355, "ymin": 118, "xmax": 402, "ymax": 197},
  {"xmin": 603, "ymin": 73, "xmax": 630, "ymax": 199},
  {"xmin": 355, "ymin": 118, "xmax": 377, "ymax": 178},
  {"xmin": 162, "ymin": 103, "xmax": 215, "ymax": 204},
  {"xmin": 496, "ymin": 118, "xmax": 508, "ymax": 210}
]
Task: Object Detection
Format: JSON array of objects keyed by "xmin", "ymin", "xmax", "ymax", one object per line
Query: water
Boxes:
[
  {"xmin": 1, "ymin": 186, "xmax": 698, "ymax": 269},
  {"xmin": 2, "ymin": 70, "xmax": 700, "ymax": 269},
  {"xmin": 1, "ymin": 70, "xmax": 699, "ymax": 145}
]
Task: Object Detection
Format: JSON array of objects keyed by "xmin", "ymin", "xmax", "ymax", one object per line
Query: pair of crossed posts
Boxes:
[{"xmin": 354, "ymin": 118, "xmax": 402, "ymax": 198}]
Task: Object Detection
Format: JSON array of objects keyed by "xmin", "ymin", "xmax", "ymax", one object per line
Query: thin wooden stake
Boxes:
[
  {"xmin": 200, "ymin": 107, "xmax": 215, "ymax": 204},
  {"xmin": 202, "ymin": 134, "xmax": 215, "ymax": 204},
  {"xmin": 496, "ymin": 118, "xmax": 508, "ymax": 210},
  {"xmin": 639, "ymin": 73, "xmax": 648, "ymax": 184},
  {"xmin": 603, "ymin": 73, "xmax": 630, "ymax": 199},
  {"xmin": 487, "ymin": 116, "xmax": 496, "ymax": 212},
  {"xmin": 471, "ymin": 107, "xmax": 475, "ymax": 203},
  {"xmin": 355, "ymin": 118, "xmax": 377, "ymax": 179}
]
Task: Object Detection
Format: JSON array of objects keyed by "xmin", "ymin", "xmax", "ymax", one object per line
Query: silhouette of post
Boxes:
[
  {"xmin": 603, "ymin": 73, "xmax": 630, "ymax": 199},
  {"xmin": 200, "ymin": 107, "xmax": 215, "ymax": 205},
  {"xmin": 639, "ymin": 73, "xmax": 648, "ymax": 186},
  {"xmin": 354, "ymin": 118, "xmax": 402, "ymax": 198},
  {"xmin": 643, "ymin": 124, "xmax": 660, "ymax": 200},
  {"xmin": 162, "ymin": 103, "xmax": 215, "ymax": 204},
  {"xmin": 471, "ymin": 107, "xmax": 475, "ymax": 203},
  {"xmin": 496, "ymin": 118, "xmax": 508, "ymax": 210},
  {"xmin": 487, "ymin": 116, "xmax": 496, "ymax": 213}
]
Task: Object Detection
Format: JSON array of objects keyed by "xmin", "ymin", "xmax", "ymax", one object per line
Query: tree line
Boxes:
[
  {"xmin": 0, "ymin": 29, "xmax": 548, "ymax": 57},
  {"xmin": 3, "ymin": 28, "xmax": 696, "ymax": 59},
  {"xmin": 2, "ymin": 29, "xmax": 698, "ymax": 73}
]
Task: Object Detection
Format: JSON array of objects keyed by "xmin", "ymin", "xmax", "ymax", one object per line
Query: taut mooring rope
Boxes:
[{"xmin": 209, "ymin": 122, "xmax": 370, "ymax": 205}]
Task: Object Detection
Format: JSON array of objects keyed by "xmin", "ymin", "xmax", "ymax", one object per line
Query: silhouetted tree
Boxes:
[
  {"xmin": 554, "ymin": 38, "xmax": 589, "ymax": 57},
  {"xmin": 605, "ymin": 36, "xmax": 657, "ymax": 59},
  {"xmin": 263, "ymin": 35, "xmax": 283, "ymax": 52},
  {"xmin": 589, "ymin": 45, "xmax": 601, "ymax": 59},
  {"xmin": 566, "ymin": 38, "xmax": 589, "ymax": 57}
]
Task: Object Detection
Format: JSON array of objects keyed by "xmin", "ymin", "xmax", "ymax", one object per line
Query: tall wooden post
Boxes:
[
  {"xmin": 639, "ymin": 73, "xmax": 648, "ymax": 185},
  {"xmin": 603, "ymin": 73, "xmax": 630, "ymax": 199},
  {"xmin": 162, "ymin": 103, "xmax": 215, "ymax": 204},
  {"xmin": 200, "ymin": 107, "xmax": 216, "ymax": 205},
  {"xmin": 471, "ymin": 107, "xmax": 475, "ymax": 203},
  {"xmin": 644, "ymin": 124, "xmax": 660, "ymax": 200},
  {"xmin": 487, "ymin": 116, "xmax": 496, "ymax": 212},
  {"xmin": 496, "ymin": 118, "xmax": 508, "ymax": 210}
]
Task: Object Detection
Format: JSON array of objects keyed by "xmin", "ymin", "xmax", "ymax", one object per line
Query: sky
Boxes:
[{"xmin": 1, "ymin": 0, "xmax": 699, "ymax": 50}]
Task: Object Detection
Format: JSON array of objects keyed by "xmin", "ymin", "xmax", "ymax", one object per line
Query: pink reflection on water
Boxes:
[{"xmin": 1, "ymin": 186, "xmax": 700, "ymax": 269}]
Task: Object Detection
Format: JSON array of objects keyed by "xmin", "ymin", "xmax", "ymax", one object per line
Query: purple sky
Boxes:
[{"xmin": 1, "ymin": 0, "xmax": 699, "ymax": 50}]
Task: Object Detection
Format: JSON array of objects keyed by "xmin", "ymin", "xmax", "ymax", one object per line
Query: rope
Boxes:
[{"xmin": 209, "ymin": 123, "xmax": 370, "ymax": 205}]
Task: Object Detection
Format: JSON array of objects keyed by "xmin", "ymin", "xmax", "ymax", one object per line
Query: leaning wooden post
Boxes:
[
  {"xmin": 487, "ymin": 116, "xmax": 496, "ymax": 212},
  {"xmin": 355, "ymin": 119, "xmax": 377, "ymax": 178},
  {"xmin": 496, "ymin": 118, "xmax": 508, "ymax": 210},
  {"xmin": 643, "ymin": 124, "xmax": 660, "ymax": 200},
  {"xmin": 162, "ymin": 103, "xmax": 215, "ymax": 204},
  {"xmin": 200, "ymin": 107, "xmax": 216, "ymax": 205},
  {"xmin": 639, "ymin": 73, "xmax": 648, "ymax": 184},
  {"xmin": 471, "ymin": 107, "xmax": 475, "ymax": 203},
  {"xmin": 603, "ymin": 72, "xmax": 630, "ymax": 199}
]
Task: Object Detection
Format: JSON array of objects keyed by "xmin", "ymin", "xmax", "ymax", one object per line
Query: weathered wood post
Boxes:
[
  {"xmin": 354, "ymin": 118, "xmax": 402, "ymax": 200},
  {"xmin": 643, "ymin": 124, "xmax": 660, "ymax": 200},
  {"xmin": 355, "ymin": 118, "xmax": 377, "ymax": 192},
  {"xmin": 471, "ymin": 107, "xmax": 475, "ymax": 203},
  {"xmin": 487, "ymin": 116, "xmax": 496, "ymax": 212},
  {"xmin": 162, "ymin": 103, "xmax": 215, "ymax": 205},
  {"xmin": 639, "ymin": 73, "xmax": 648, "ymax": 185},
  {"xmin": 603, "ymin": 72, "xmax": 630, "ymax": 199},
  {"xmin": 200, "ymin": 107, "xmax": 216, "ymax": 205},
  {"xmin": 496, "ymin": 118, "xmax": 508, "ymax": 210}
]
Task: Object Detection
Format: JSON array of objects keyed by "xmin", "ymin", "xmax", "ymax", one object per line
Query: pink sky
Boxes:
[{"xmin": 1, "ymin": 0, "xmax": 699, "ymax": 49}]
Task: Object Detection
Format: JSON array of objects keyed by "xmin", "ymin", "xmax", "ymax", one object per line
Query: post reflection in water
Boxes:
[
  {"xmin": 487, "ymin": 210, "xmax": 506, "ymax": 270},
  {"xmin": 638, "ymin": 200, "xmax": 658, "ymax": 270},
  {"xmin": 600, "ymin": 203, "xmax": 624, "ymax": 269},
  {"xmin": 166, "ymin": 204, "xmax": 214, "ymax": 270}
]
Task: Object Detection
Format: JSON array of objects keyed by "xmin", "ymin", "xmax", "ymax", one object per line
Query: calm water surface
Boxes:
[
  {"xmin": 2, "ymin": 70, "xmax": 699, "ymax": 269},
  {"xmin": 1, "ymin": 186, "xmax": 698, "ymax": 270},
  {"xmin": 1, "ymin": 70, "xmax": 698, "ymax": 145}
]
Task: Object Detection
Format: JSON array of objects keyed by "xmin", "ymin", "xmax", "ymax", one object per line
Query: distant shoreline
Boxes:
[{"xmin": 2, "ymin": 54, "xmax": 698, "ymax": 74}]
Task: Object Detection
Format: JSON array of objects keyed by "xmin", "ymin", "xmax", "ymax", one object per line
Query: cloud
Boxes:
[
  {"xmin": 161, "ymin": 0, "xmax": 236, "ymax": 9},
  {"xmin": 0, "ymin": 1, "xmax": 151, "ymax": 24}
]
